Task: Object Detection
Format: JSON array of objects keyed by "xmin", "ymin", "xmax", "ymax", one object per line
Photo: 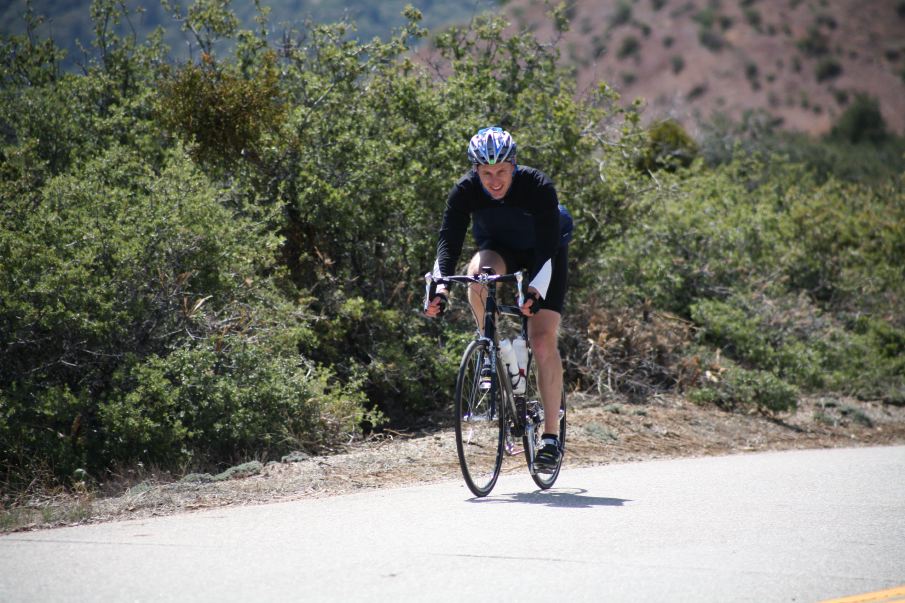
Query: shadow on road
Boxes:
[{"xmin": 468, "ymin": 488, "xmax": 631, "ymax": 508}]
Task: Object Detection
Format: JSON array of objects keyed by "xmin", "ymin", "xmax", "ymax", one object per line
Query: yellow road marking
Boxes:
[{"xmin": 819, "ymin": 585, "xmax": 905, "ymax": 603}]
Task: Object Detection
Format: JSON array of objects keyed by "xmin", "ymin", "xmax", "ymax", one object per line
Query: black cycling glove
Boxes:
[{"xmin": 523, "ymin": 291, "xmax": 541, "ymax": 315}]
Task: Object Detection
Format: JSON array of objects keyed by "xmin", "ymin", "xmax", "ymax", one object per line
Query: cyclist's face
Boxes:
[{"xmin": 476, "ymin": 162, "xmax": 515, "ymax": 200}]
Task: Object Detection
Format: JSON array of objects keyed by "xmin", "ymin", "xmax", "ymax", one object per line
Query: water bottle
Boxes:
[
  {"xmin": 512, "ymin": 336, "xmax": 528, "ymax": 395},
  {"xmin": 499, "ymin": 338, "xmax": 519, "ymax": 391}
]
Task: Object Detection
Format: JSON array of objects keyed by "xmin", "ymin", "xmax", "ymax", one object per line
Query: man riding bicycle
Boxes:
[{"xmin": 424, "ymin": 126, "xmax": 573, "ymax": 472}]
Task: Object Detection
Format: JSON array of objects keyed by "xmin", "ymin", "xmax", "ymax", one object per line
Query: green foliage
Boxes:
[
  {"xmin": 827, "ymin": 94, "xmax": 887, "ymax": 144},
  {"xmin": 797, "ymin": 26, "xmax": 829, "ymax": 56},
  {"xmin": 743, "ymin": 7, "xmax": 762, "ymax": 29},
  {"xmin": 99, "ymin": 337, "xmax": 372, "ymax": 468},
  {"xmin": 591, "ymin": 148, "xmax": 904, "ymax": 403},
  {"xmin": 815, "ymin": 57, "xmax": 841, "ymax": 82},
  {"xmin": 693, "ymin": 7, "xmax": 717, "ymax": 30},
  {"xmin": 698, "ymin": 28, "xmax": 725, "ymax": 52},
  {"xmin": 156, "ymin": 51, "xmax": 285, "ymax": 165},
  {"xmin": 635, "ymin": 119, "xmax": 699, "ymax": 173},
  {"xmin": 617, "ymin": 35, "xmax": 641, "ymax": 60},
  {"xmin": 690, "ymin": 366, "xmax": 799, "ymax": 415},
  {"xmin": 611, "ymin": 1, "xmax": 633, "ymax": 27},
  {"xmin": 698, "ymin": 110, "xmax": 905, "ymax": 184},
  {"xmin": 0, "ymin": 143, "xmax": 312, "ymax": 483},
  {"xmin": 690, "ymin": 295, "xmax": 825, "ymax": 389},
  {"xmin": 299, "ymin": 295, "xmax": 469, "ymax": 423}
]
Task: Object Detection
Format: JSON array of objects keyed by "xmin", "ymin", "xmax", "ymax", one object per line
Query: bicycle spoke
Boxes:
[{"xmin": 455, "ymin": 341, "xmax": 504, "ymax": 497}]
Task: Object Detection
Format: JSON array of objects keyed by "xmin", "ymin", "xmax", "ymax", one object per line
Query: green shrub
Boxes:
[
  {"xmin": 155, "ymin": 52, "xmax": 285, "ymax": 165},
  {"xmin": 99, "ymin": 339, "xmax": 373, "ymax": 468},
  {"xmin": 699, "ymin": 29, "xmax": 725, "ymax": 51},
  {"xmin": 746, "ymin": 62, "xmax": 759, "ymax": 82},
  {"xmin": 815, "ymin": 58, "xmax": 842, "ymax": 82},
  {"xmin": 300, "ymin": 296, "xmax": 470, "ymax": 424},
  {"xmin": 797, "ymin": 26, "xmax": 829, "ymax": 56},
  {"xmin": 690, "ymin": 296, "xmax": 825, "ymax": 388},
  {"xmin": 690, "ymin": 367, "xmax": 799, "ymax": 415},
  {"xmin": 612, "ymin": 1, "xmax": 633, "ymax": 27},
  {"xmin": 744, "ymin": 8, "xmax": 762, "ymax": 29},
  {"xmin": 635, "ymin": 119, "xmax": 699, "ymax": 172},
  {"xmin": 618, "ymin": 35, "xmax": 641, "ymax": 59},
  {"xmin": 827, "ymin": 94, "xmax": 887, "ymax": 144},
  {"xmin": 693, "ymin": 7, "xmax": 716, "ymax": 29},
  {"xmin": 0, "ymin": 144, "xmax": 345, "ymax": 484}
]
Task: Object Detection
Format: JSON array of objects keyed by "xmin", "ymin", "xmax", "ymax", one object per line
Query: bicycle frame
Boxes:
[{"xmin": 425, "ymin": 269, "xmax": 543, "ymax": 471}]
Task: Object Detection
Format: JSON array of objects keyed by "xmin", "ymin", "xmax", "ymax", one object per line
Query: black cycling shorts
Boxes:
[{"xmin": 482, "ymin": 243, "xmax": 569, "ymax": 315}]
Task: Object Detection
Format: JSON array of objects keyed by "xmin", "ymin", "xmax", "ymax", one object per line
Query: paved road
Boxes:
[{"xmin": 2, "ymin": 446, "xmax": 904, "ymax": 602}]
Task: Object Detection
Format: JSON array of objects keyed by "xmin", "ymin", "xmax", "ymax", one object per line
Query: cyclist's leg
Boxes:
[
  {"xmin": 527, "ymin": 309, "xmax": 563, "ymax": 436},
  {"xmin": 466, "ymin": 249, "xmax": 506, "ymax": 331},
  {"xmin": 528, "ymin": 244, "xmax": 568, "ymax": 436}
]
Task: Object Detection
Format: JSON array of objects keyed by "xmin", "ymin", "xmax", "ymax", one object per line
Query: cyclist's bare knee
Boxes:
[
  {"xmin": 467, "ymin": 250, "xmax": 506, "ymax": 276},
  {"xmin": 528, "ymin": 310, "xmax": 561, "ymax": 362}
]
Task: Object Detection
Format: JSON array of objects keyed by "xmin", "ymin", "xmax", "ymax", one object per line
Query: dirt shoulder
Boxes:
[{"xmin": 4, "ymin": 394, "xmax": 905, "ymax": 532}]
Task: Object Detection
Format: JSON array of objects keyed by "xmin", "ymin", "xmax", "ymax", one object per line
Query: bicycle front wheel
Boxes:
[{"xmin": 454, "ymin": 340, "xmax": 505, "ymax": 497}]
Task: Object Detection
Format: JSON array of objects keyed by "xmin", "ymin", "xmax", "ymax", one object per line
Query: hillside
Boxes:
[{"xmin": 503, "ymin": 0, "xmax": 905, "ymax": 135}]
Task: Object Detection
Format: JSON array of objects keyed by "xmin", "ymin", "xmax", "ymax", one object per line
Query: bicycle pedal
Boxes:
[{"xmin": 505, "ymin": 442, "xmax": 524, "ymax": 455}]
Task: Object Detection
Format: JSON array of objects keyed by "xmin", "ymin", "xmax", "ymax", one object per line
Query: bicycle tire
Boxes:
[
  {"xmin": 523, "ymin": 380, "xmax": 567, "ymax": 490},
  {"xmin": 454, "ymin": 340, "xmax": 505, "ymax": 497}
]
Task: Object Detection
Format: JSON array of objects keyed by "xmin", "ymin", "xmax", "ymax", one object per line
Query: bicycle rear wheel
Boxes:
[
  {"xmin": 454, "ymin": 340, "xmax": 505, "ymax": 497},
  {"xmin": 524, "ymin": 380, "xmax": 567, "ymax": 490}
]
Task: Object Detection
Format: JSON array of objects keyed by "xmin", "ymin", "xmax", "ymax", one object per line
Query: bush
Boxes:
[
  {"xmin": 0, "ymin": 138, "xmax": 384, "ymax": 485},
  {"xmin": 744, "ymin": 8, "xmax": 762, "ymax": 29},
  {"xmin": 618, "ymin": 36, "xmax": 641, "ymax": 59},
  {"xmin": 699, "ymin": 29, "xmax": 725, "ymax": 51},
  {"xmin": 690, "ymin": 295, "xmax": 825, "ymax": 389},
  {"xmin": 156, "ymin": 52, "xmax": 285, "ymax": 166},
  {"xmin": 635, "ymin": 119, "xmax": 699, "ymax": 172},
  {"xmin": 827, "ymin": 94, "xmax": 887, "ymax": 144},
  {"xmin": 99, "ymin": 339, "xmax": 372, "ymax": 468},
  {"xmin": 299, "ymin": 295, "xmax": 469, "ymax": 425},
  {"xmin": 690, "ymin": 366, "xmax": 798, "ymax": 415},
  {"xmin": 797, "ymin": 26, "xmax": 829, "ymax": 56},
  {"xmin": 612, "ymin": 1, "xmax": 633, "ymax": 27},
  {"xmin": 815, "ymin": 58, "xmax": 842, "ymax": 82}
]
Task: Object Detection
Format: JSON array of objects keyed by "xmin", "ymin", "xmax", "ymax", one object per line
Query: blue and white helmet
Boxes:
[{"xmin": 467, "ymin": 126, "xmax": 517, "ymax": 165}]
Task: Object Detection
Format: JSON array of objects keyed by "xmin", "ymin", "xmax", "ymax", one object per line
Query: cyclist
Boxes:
[{"xmin": 424, "ymin": 126, "xmax": 573, "ymax": 472}]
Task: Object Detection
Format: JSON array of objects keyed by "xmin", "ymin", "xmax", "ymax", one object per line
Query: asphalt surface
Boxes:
[{"xmin": 2, "ymin": 446, "xmax": 904, "ymax": 602}]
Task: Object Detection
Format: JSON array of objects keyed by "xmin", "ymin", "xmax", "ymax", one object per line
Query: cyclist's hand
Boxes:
[
  {"xmin": 424, "ymin": 292, "xmax": 448, "ymax": 318},
  {"xmin": 520, "ymin": 288, "xmax": 541, "ymax": 316}
]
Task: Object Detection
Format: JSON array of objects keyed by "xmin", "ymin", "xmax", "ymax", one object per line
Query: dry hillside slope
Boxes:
[{"xmin": 505, "ymin": 0, "xmax": 905, "ymax": 134}]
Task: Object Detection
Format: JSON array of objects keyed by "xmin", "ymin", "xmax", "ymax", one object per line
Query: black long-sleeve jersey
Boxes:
[{"xmin": 432, "ymin": 166, "xmax": 573, "ymax": 298}]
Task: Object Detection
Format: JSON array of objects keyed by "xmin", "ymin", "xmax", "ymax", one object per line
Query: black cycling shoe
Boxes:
[{"xmin": 534, "ymin": 435, "xmax": 562, "ymax": 474}]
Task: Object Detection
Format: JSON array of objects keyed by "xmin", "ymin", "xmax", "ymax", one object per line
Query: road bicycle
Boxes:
[{"xmin": 424, "ymin": 268, "xmax": 566, "ymax": 497}]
